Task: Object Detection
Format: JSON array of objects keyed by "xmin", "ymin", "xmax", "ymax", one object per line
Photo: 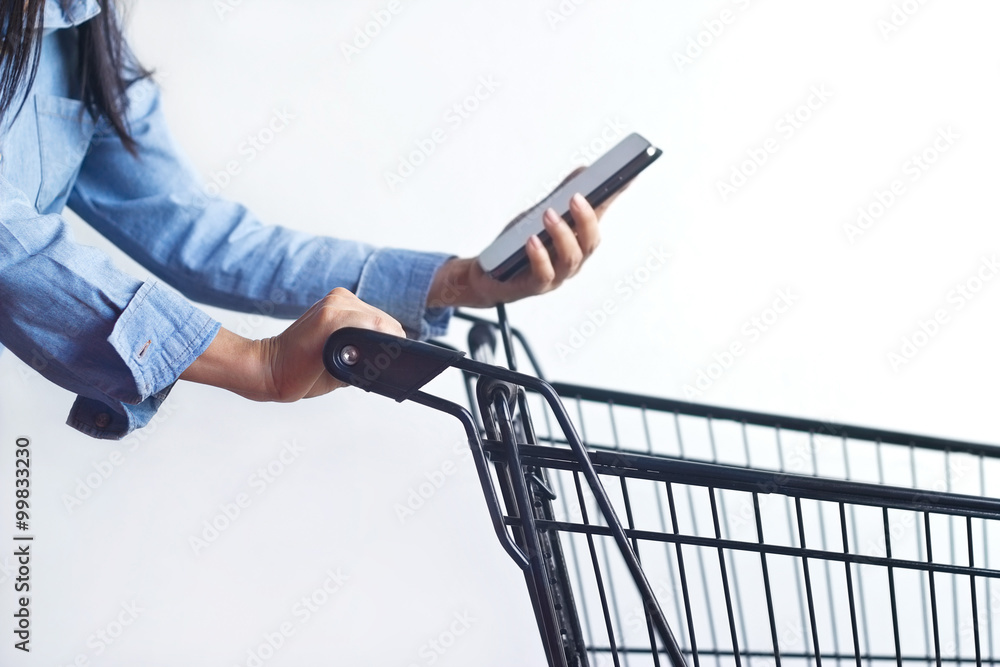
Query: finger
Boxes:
[
  {"xmin": 542, "ymin": 207, "xmax": 583, "ymax": 279},
  {"xmin": 332, "ymin": 307, "xmax": 405, "ymax": 338},
  {"xmin": 298, "ymin": 299, "xmax": 404, "ymax": 398},
  {"xmin": 353, "ymin": 299, "xmax": 406, "ymax": 337},
  {"xmin": 568, "ymin": 192, "xmax": 601, "ymax": 257},
  {"xmin": 524, "ymin": 233, "xmax": 556, "ymax": 289},
  {"xmin": 322, "ymin": 288, "xmax": 406, "ymax": 338},
  {"xmin": 503, "ymin": 166, "xmax": 589, "ymax": 234}
]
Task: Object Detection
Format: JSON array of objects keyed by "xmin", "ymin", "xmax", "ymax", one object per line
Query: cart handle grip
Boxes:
[{"xmin": 324, "ymin": 328, "xmax": 465, "ymax": 402}]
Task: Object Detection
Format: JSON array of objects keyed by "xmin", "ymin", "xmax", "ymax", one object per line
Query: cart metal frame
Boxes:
[{"xmin": 324, "ymin": 306, "xmax": 1000, "ymax": 667}]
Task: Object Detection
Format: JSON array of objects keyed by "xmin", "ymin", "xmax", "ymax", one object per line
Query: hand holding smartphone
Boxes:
[{"xmin": 478, "ymin": 132, "xmax": 662, "ymax": 281}]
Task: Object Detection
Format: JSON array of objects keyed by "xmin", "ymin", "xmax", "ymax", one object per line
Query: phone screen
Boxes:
[{"xmin": 478, "ymin": 133, "xmax": 661, "ymax": 281}]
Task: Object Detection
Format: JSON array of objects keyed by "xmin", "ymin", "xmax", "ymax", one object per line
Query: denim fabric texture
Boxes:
[{"xmin": 0, "ymin": 0, "xmax": 453, "ymax": 439}]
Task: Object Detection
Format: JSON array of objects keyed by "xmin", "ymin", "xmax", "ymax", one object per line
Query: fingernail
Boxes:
[
  {"xmin": 572, "ymin": 193, "xmax": 587, "ymax": 207},
  {"xmin": 529, "ymin": 234, "xmax": 542, "ymax": 248},
  {"xmin": 544, "ymin": 208, "xmax": 560, "ymax": 227}
]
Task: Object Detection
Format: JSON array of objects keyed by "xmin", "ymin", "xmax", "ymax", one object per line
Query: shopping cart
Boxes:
[{"xmin": 324, "ymin": 305, "xmax": 1000, "ymax": 667}]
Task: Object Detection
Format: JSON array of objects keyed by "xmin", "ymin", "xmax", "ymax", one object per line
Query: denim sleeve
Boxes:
[
  {"xmin": 67, "ymin": 79, "xmax": 454, "ymax": 340},
  {"xmin": 0, "ymin": 175, "xmax": 221, "ymax": 439}
]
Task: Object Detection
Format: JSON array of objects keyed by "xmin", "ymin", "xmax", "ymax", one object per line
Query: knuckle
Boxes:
[{"xmin": 328, "ymin": 286, "xmax": 354, "ymax": 300}]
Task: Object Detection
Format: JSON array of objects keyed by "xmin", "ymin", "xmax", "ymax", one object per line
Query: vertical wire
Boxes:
[
  {"xmin": 574, "ymin": 468, "xmax": 622, "ymax": 667},
  {"xmin": 754, "ymin": 492, "xmax": 782, "ymax": 667},
  {"xmin": 607, "ymin": 401, "xmax": 642, "ymax": 666},
  {"xmin": 981, "ymin": 454, "xmax": 994, "ymax": 663},
  {"xmin": 708, "ymin": 487, "xmax": 743, "ymax": 667},
  {"xmin": 543, "ymin": 400, "xmax": 597, "ymax": 654},
  {"xmin": 967, "ymin": 516, "xmax": 983, "ymax": 667},
  {"xmin": 838, "ymin": 502, "xmax": 862, "ymax": 667},
  {"xmin": 742, "ymin": 421, "xmax": 782, "ymax": 665},
  {"xmin": 924, "ymin": 512, "xmax": 943, "ymax": 667},
  {"xmin": 842, "ymin": 438, "xmax": 872, "ymax": 666},
  {"xmin": 643, "ymin": 405, "xmax": 690, "ymax": 655},
  {"xmin": 673, "ymin": 411, "xmax": 721, "ymax": 667},
  {"xmin": 809, "ymin": 432, "xmax": 843, "ymax": 663},
  {"xmin": 706, "ymin": 417, "xmax": 750, "ymax": 662},
  {"xmin": 795, "ymin": 497, "xmax": 824, "ymax": 667},
  {"xmin": 666, "ymin": 482, "xmax": 700, "ymax": 667},
  {"xmin": 947, "ymin": 451, "xmax": 960, "ymax": 662},
  {"xmin": 778, "ymin": 428, "xmax": 814, "ymax": 658},
  {"xmin": 910, "ymin": 444, "xmax": 932, "ymax": 661},
  {"xmin": 598, "ymin": 476, "xmax": 633, "ymax": 667},
  {"xmin": 577, "ymin": 396, "xmax": 629, "ymax": 666},
  {"xmin": 740, "ymin": 422, "xmax": 752, "ymax": 468},
  {"xmin": 607, "ymin": 402, "xmax": 663, "ymax": 666},
  {"xmin": 882, "ymin": 507, "xmax": 903, "ymax": 667}
]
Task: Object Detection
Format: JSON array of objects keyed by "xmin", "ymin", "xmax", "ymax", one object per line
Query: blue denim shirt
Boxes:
[{"xmin": 0, "ymin": 0, "xmax": 453, "ymax": 439}]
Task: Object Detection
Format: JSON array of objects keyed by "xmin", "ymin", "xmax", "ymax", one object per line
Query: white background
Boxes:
[{"xmin": 1, "ymin": 0, "xmax": 999, "ymax": 665}]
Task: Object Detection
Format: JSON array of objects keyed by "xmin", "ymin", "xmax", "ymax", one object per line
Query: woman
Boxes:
[{"xmin": 0, "ymin": 0, "xmax": 610, "ymax": 438}]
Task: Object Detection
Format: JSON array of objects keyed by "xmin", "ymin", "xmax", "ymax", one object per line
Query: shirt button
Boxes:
[{"xmin": 94, "ymin": 413, "xmax": 112, "ymax": 429}]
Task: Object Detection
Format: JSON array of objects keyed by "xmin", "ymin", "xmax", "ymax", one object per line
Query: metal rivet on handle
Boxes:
[{"xmin": 339, "ymin": 345, "xmax": 360, "ymax": 366}]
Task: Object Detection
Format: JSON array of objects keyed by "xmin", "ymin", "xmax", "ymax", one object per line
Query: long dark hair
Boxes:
[{"xmin": 0, "ymin": 0, "xmax": 151, "ymax": 153}]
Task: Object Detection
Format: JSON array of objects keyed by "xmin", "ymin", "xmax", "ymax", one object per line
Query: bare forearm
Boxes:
[{"xmin": 178, "ymin": 327, "xmax": 270, "ymax": 400}]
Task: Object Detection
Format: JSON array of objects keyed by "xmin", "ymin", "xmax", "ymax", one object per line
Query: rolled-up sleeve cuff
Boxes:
[
  {"xmin": 354, "ymin": 248, "xmax": 454, "ymax": 340},
  {"xmin": 66, "ymin": 280, "xmax": 220, "ymax": 439},
  {"xmin": 107, "ymin": 280, "xmax": 221, "ymax": 398},
  {"xmin": 67, "ymin": 386, "xmax": 173, "ymax": 440}
]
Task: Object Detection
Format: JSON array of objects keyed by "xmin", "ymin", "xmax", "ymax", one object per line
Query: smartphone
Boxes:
[{"xmin": 478, "ymin": 132, "xmax": 662, "ymax": 281}]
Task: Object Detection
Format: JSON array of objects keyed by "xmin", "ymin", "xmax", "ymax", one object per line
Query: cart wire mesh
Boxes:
[
  {"xmin": 453, "ymin": 310, "xmax": 1000, "ymax": 667},
  {"xmin": 321, "ymin": 310, "xmax": 1000, "ymax": 667}
]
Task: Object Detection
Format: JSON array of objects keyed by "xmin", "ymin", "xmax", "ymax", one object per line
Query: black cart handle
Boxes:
[{"xmin": 323, "ymin": 328, "xmax": 465, "ymax": 402}]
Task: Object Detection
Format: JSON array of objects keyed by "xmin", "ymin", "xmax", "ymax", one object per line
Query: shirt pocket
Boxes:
[{"xmin": 34, "ymin": 94, "xmax": 96, "ymax": 214}]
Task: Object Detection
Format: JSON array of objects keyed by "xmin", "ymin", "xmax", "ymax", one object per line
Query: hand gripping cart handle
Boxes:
[{"xmin": 323, "ymin": 327, "xmax": 687, "ymax": 667}]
